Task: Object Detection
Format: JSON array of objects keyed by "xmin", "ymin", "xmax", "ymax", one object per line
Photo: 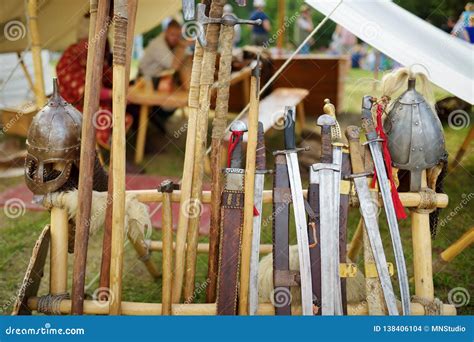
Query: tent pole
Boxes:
[
  {"xmin": 16, "ymin": 52, "xmax": 35, "ymax": 94},
  {"xmin": 26, "ymin": 0, "xmax": 46, "ymax": 107}
]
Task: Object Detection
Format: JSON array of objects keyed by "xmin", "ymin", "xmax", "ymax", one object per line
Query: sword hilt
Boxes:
[
  {"xmin": 361, "ymin": 96, "xmax": 378, "ymax": 141},
  {"xmin": 323, "ymin": 98, "xmax": 342, "ymax": 142},
  {"xmin": 317, "ymin": 114, "xmax": 336, "ymax": 164},
  {"xmin": 284, "ymin": 106, "xmax": 296, "ymax": 150},
  {"xmin": 345, "ymin": 126, "xmax": 365, "ymax": 175},
  {"xmin": 229, "ymin": 120, "xmax": 248, "ymax": 169},
  {"xmin": 256, "ymin": 121, "xmax": 266, "ymax": 172}
]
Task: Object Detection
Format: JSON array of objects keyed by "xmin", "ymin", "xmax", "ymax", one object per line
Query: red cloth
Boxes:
[
  {"xmin": 56, "ymin": 39, "xmax": 131, "ymax": 149},
  {"xmin": 371, "ymin": 103, "xmax": 407, "ymax": 220}
]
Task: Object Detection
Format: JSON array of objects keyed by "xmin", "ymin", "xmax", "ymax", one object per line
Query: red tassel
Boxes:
[
  {"xmin": 227, "ymin": 131, "xmax": 244, "ymax": 167},
  {"xmin": 372, "ymin": 104, "xmax": 407, "ymax": 220},
  {"xmin": 253, "ymin": 206, "xmax": 260, "ymax": 216}
]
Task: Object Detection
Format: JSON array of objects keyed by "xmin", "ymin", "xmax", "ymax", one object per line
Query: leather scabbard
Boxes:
[
  {"xmin": 216, "ymin": 169, "xmax": 245, "ymax": 315},
  {"xmin": 307, "ymin": 179, "xmax": 321, "ymax": 314},
  {"xmin": 339, "ymin": 150, "xmax": 351, "ymax": 314},
  {"xmin": 272, "ymin": 154, "xmax": 292, "ymax": 315}
]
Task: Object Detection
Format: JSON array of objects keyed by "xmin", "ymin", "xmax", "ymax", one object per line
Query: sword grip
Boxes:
[
  {"xmin": 230, "ymin": 133, "xmax": 244, "ymax": 169},
  {"xmin": 346, "ymin": 126, "xmax": 365, "ymax": 174},
  {"xmin": 256, "ymin": 121, "xmax": 266, "ymax": 171},
  {"xmin": 284, "ymin": 106, "xmax": 296, "ymax": 150},
  {"xmin": 320, "ymin": 125, "xmax": 332, "ymax": 164},
  {"xmin": 361, "ymin": 96, "xmax": 378, "ymax": 140}
]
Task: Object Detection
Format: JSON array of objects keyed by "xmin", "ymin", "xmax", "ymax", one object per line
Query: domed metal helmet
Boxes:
[
  {"xmin": 25, "ymin": 78, "xmax": 82, "ymax": 195},
  {"xmin": 383, "ymin": 78, "xmax": 446, "ymax": 191}
]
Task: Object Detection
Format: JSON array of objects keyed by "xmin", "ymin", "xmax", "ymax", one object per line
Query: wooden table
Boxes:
[
  {"xmin": 128, "ymin": 82, "xmax": 188, "ymax": 164},
  {"xmin": 129, "ymin": 67, "xmax": 252, "ymax": 164}
]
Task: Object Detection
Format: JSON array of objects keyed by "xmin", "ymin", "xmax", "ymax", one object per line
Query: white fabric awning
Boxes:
[
  {"xmin": 306, "ymin": 0, "xmax": 474, "ymax": 104},
  {"xmin": 0, "ymin": 0, "xmax": 181, "ymax": 53}
]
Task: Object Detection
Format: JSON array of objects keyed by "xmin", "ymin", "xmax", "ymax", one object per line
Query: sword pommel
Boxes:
[
  {"xmin": 316, "ymin": 114, "xmax": 336, "ymax": 127},
  {"xmin": 345, "ymin": 126, "xmax": 365, "ymax": 174},
  {"xmin": 284, "ymin": 106, "xmax": 296, "ymax": 150},
  {"xmin": 229, "ymin": 121, "xmax": 247, "ymax": 169}
]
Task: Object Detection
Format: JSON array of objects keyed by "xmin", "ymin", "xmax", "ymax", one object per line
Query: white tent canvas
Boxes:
[{"xmin": 306, "ymin": 0, "xmax": 474, "ymax": 104}]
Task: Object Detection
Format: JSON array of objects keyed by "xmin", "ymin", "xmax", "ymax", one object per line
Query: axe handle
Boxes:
[
  {"xmin": 207, "ymin": 24, "xmax": 235, "ymax": 302},
  {"xmin": 71, "ymin": 0, "xmax": 111, "ymax": 315}
]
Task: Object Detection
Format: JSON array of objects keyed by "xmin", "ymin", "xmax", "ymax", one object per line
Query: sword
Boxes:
[
  {"xmin": 311, "ymin": 114, "xmax": 341, "ymax": 315},
  {"xmin": 216, "ymin": 121, "xmax": 247, "ymax": 315},
  {"xmin": 276, "ymin": 106, "xmax": 313, "ymax": 316},
  {"xmin": 361, "ymin": 96, "xmax": 411, "ymax": 315},
  {"xmin": 345, "ymin": 125, "xmax": 399, "ymax": 315},
  {"xmin": 249, "ymin": 122, "xmax": 267, "ymax": 315}
]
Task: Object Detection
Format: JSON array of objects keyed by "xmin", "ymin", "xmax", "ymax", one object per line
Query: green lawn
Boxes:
[{"xmin": 0, "ymin": 69, "xmax": 472, "ymax": 315}]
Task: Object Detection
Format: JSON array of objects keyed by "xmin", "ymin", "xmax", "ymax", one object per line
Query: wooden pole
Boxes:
[
  {"xmin": 71, "ymin": 0, "xmax": 110, "ymax": 315},
  {"xmin": 440, "ymin": 227, "xmax": 474, "ymax": 263},
  {"xmin": 130, "ymin": 189, "xmax": 449, "ymax": 208},
  {"xmin": 50, "ymin": 207, "xmax": 68, "ymax": 295},
  {"xmin": 127, "ymin": 224, "xmax": 160, "ymax": 278},
  {"xmin": 27, "ymin": 298, "xmax": 456, "ymax": 316},
  {"xmin": 99, "ymin": 0, "xmax": 138, "ymax": 301},
  {"xmin": 207, "ymin": 22, "xmax": 235, "ymax": 303},
  {"xmin": 183, "ymin": 0, "xmax": 225, "ymax": 302},
  {"xmin": 276, "ymin": 0, "xmax": 285, "ymax": 52},
  {"xmin": 26, "ymin": 0, "xmax": 46, "ymax": 107},
  {"xmin": 149, "ymin": 240, "xmax": 273, "ymax": 255},
  {"xmin": 347, "ymin": 218, "xmax": 364, "ymax": 261},
  {"xmin": 16, "ymin": 52, "xmax": 35, "ymax": 94},
  {"xmin": 172, "ymin": 6, "xmax": 206, "ymax": 304},
  {"xmin": 108, "ymin": 0, "xmax": 129, "ymax": 315},
  {"xmin": 239, "ymin": 64, "xmax": 260, "ymax": 315},
  {"xmin": 160, "ymin": 181, "xmax": 174, "ymax": 315},
  {"xmin": 411, "ymin": 170, "xmax": 434, "ymax": 301}
]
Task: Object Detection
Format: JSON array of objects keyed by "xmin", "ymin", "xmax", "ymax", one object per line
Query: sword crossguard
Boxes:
[
  {"xmin": 345, "ymin": 171, "xmax": 373, "ymax": 179},
  {"xmin": 362, "ymin": 137, "xmax": 384, "ymax": 146},
  {"xmin": 272, "ymin": 146, "xmax": 309, "ymax": 156}
]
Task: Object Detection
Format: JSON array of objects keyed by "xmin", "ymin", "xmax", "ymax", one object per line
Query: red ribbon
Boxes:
[
  {"xmin": 227, "ymin": 131, "xmax": 244, "ymax": 168},
  {"xmin": 371, "ymin": 103, "xmax": 407, "ymax": 220}
]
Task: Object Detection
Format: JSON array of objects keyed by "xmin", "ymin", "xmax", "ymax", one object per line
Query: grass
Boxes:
[{"xmin": 0, "ymin": 69, "xmax": 472, "ymax": 315}]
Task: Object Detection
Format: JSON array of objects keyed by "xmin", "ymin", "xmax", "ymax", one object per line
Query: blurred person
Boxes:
[
  {"xmin": 224, "ymin": 4, "xmax": 241, "ymax": 46},
  {"xmin": 138, "ymin": 19, "xmax": 189, "ymax": 131},
  {"xmin": 295, "ymin": 5, "xmax": 314, "ymax": 54},
  {"xmin": 452, "ymin": 2, "xmax": 474, "ymax": 39},
  {"xmin": 250, "ymin": 0, "xmax": 271, "ymax": 46},
  {"xmin": 463, "ymin": 14, "xmax": 474, "ymax": 43},
  {"xmin": 56, "ymin": 13, "xmax": 132, "ymax": 149},
  {"xmin": 329, "ymin": 24, "xmax": 357, "ymax": 55},
  {"xmin": 441, "ymin": 16, "xmax": 456, "ymax": 33}
]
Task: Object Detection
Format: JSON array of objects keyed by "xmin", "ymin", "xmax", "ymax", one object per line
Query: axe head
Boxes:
[{"xmin": 182, "ymin": 0, "xmax": 195, "ymax": 21}]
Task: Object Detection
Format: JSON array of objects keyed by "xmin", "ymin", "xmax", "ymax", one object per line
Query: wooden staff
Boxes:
[
  {"xmin": 50, "ymin": 207, "xmax": 68, "ymax": 295},
  {"xmin": 99, "ymin": 0, "xmax": 138, "ymax": 300},
  {"xmin": 108, "ymin": 0, "xmax": 129, "ymax": 315},
  {"xmin": 26, "ymin": 0, "xmax": 46, "ymax": 107},
  {"xmin": 160, "ymin": 181, "xmax": 174, "ymax": 315},
  {"xmin": 411, "ymin": 170, "xmax": 434, "ymax": 301},
  {"xmin": 239, "ymin": 60, "xmax": 261, "ymax": 315},
  {"xmin": 206, "ymin": 20, "xmax": 234, "ymax": 304},
  {"xmin": 183, "ymin": 0, "xmax": 225, "ymax": 302},
  {"xmin": 71, "ymin": 0, "xmax": 110, "ymax": 315}
]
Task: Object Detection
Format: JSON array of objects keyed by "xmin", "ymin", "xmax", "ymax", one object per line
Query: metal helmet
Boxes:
[
  {"xmin": 25, "ymin": 78, "xmax": 82, "ymax": 195},
  {"xmin": 383, "ymin": 78, "xmax": 446, "ymax": 191}
]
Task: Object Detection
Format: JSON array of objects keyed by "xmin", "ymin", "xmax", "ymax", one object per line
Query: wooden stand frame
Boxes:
[{"xmin": 27, "ymin": 181, "xmax": 456, "ymax": 316}]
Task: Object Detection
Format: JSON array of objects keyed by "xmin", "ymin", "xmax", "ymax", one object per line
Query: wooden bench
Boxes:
[{"xmin": 225, "ymin": 87, "xmax": 309, "ymax": 142}]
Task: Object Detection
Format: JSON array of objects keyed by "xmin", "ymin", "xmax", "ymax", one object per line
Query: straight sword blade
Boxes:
[
  {"xmin": 354, "ymin": 176, "xmax": 399, "ymax": 315},
  {"xmin": 286, "ymin": 152, "xmax": 313, "ymax": 316}
]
